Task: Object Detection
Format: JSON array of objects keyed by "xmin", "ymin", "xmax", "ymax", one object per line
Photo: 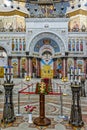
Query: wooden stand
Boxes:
[{"xmin": 34, "ymin": 94, "xmax": 51, "ymax": 126}]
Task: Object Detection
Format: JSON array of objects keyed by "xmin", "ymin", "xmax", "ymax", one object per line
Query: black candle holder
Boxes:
[
  {"xmin": 1, "ymin": 66, "xmax": 16, "ymax": 123},
  {"xmin": 69, "ymin": 84, "xmax": 84, "ymax": 127},
  {"xmin": 81, "ymin": 78, "xmax": 86, "ymax": 97}
]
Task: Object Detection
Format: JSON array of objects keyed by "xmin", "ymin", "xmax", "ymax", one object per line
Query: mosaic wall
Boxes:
[
  {"xmin": 0, "ymin": 16, "xmax": 25, "ymax": 32},
  {"xmin": 11, "ymin": 58, "xmax": 18, "ymax": 77}
]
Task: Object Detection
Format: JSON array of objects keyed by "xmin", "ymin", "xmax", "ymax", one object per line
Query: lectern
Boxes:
[{"xmin": 34, "ymin": 81, "xmax": 51, "ymax": 126}]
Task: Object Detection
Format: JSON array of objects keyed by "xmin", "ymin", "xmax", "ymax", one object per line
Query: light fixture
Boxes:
[
  {"xmin": 61, "ymin": 5, "xmax": 64, "ymax": 10},
  {"xmin": 4, "ymin": 4, "xmax": 7, "ymax": 7},
  {"xmin": 27, "ymin": 8, "xmax": 30, "ymax": 11},
  {"xmin": 11, "ymin": 5, "xmax": 14, "ymax": 8},
  {"xmin": 54, "ymin": 7, "xmax": 56, "ymax": 11},
  {"xmin": 34, "ymin": 8, "xmax": 37, "ymax": 11},
  {"xmin": 17, "ymin": 6, "xmax": 20, "ymax": 9},
  {"xmin": 4, "ymin": 0, "xmax": 11, "ymax": 6},
  {"xmin": 71, "ymin": 5, "xmax": 74, "ymax": 9},
  {"xmin": 78, "ymin": 4, "xmax": 81, "ymax": 7}
]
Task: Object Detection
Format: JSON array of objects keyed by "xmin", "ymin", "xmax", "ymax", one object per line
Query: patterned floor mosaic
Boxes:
[{"xmin": 0, "ymin": 115, "xmax": 87, "ymax": 130}]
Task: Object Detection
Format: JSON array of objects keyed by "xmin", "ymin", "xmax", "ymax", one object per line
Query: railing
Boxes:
[{"xmin": 17, "ymin": 80, "xmax": 64, "ymax": 116}]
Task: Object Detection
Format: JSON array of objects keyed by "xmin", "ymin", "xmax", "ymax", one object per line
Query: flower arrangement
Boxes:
[{"xmin": 24, "ymin": 105, "xmax": 36, "ymax": 114}]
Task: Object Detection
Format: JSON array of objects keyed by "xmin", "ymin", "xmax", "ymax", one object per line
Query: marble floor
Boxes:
[{"xmin": 0, "ymin": 78, "xmax": 87, "ymax": 130}]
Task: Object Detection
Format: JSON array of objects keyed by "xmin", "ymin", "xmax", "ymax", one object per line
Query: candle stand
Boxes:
[
  {"xmin": 1, "ymin": 66, "xmax": 16, "ymax": 123},
  {"xmin": 57, "ymin": 85, "xmax": 68, "ymax": 121},
  {"xmin": 70, "ymin": 68, "xmax": 81, "ymax": 85},
  {"xmin": 81, "ymin": 78, "xmax": 86, "ymax": 97},
  {"xmin": 69, "ymin": 84, "xmax": 84, "ymax": 127}
]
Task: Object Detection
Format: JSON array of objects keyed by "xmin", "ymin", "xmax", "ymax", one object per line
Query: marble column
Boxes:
[
  {"xmin": 18, "ymin": 57, "xmax": 20, "ymax": 77},
  {"xmin": 8, "ymin": 56, "xmax": 12, "ymax": 74},
  {"xmin": 8, "ymin": 56, "xmax": 12, "ymax": 66},
  {"xmin": 27, "ymin": 57, "xmax": 29, "ymax": 75},
  {"xmin": 53, "ymin": 58, "xmax": 57, "ymax": 78},
  {"xmin": 37, "ymin": 58, "xmax": 41, "ymax": 78},
  {"xmin": 29, "ymin": 57, "xmax": 32, "ymax": 77},
  {"xmin": 74, "ymin": 57, "xmax": 77, "ymax": 68},
  {"xmin": 62, "ymin": 58, "xmax": 65, "ymax": 77},
  {"xmin": 84, "ymin": 58, "xmax": 86, "ymax": 78},
  {"xmin": 65, "ymin": 58, "xmax": 67, "ymax": 77}
]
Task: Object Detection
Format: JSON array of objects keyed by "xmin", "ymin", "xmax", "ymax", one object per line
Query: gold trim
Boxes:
[
  {"xmin": 0, "ymin": 10, "xmax": 29, "ymax": 17},
  {"xmin": 67, "ymin": 9, "xmax": 87, "ymax": 17}
]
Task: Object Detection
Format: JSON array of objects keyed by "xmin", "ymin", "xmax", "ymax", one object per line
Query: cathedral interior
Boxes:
[{"xmin": 0, "ymin": 0, "xmax": 87, "ymax": 130}]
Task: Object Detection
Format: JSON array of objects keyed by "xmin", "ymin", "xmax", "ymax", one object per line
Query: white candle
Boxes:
[
  {"xmin": 78, "ymin": 76, "xmax": 81, "ymax": 83},
  {"xmin": 71, "ymin": 69, "xmax": 73, "ymax": 75},
  {"xmin": 78, "ymin": 69, "xmax": 81, "ymax": 75},
  {"xmin": 75, "ymin": 75, "xmax": 77, "ymax": 82},
  {"xmin": 71, "ymin": 75, "xmax": 73, "ymax": 83},
  {"xmin": 75, "ymin": 69, "xmax": 77, "ymax": 75},
  {"xmin": 11, "ymin": 74, "xmax": 13, "ymax": 82}
]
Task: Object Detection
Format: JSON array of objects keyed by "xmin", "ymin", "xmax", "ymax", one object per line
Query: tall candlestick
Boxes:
[
  {"xmin": 75, "ymin": 69, "xmax": 77, "ymax": 75},
  {"xmin": 78, "ymin": 69, "xmax": 81, "ymax": 75},
  {"xmin": 75, "ymin": 76, "xmax": 77, "ymax": 82},
  {"xmin": 71, "ymin": 76, "xmax": 73, "ymax": 83},
  {"xmin": 71, "ymin": 69, "xmax": 73, "ymax": 75},
  {"xmin": 78, "ymin": 76, "xmax": 81, "ymax": 83}
]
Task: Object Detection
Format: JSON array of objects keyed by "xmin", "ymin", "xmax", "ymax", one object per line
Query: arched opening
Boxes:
[
  {"xmin": 0, "ymin": 46, "xmax": 7, "ymax": 77},
  {"xmin": 29, "ymin": 32, "xmax": 65, "ymax": 78}
]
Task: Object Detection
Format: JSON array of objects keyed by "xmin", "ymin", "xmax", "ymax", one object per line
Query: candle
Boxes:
[
  {"xmin": 11, "ymin": 74, "xmax": 13, "ymax": 83},
  {"xmin": 78, "ymin": 69, "xmax": 81, "ymax": 75},
  {"xmin": 75, "ymin": 69, "xmax": 77, "ymax": 75},
  {"xmin": 78, "ymin": 76, "xmax": 81, "ymax": 83},
  {"xmin": 75, "ymin": 75, "xmax": 77, "ymax": 82},
  {"xmin": 71, "ymin": 75, "xmax": 73, "ymax": 83},
  {"xmin": 71, "ymin": 69, "xmax": 73, "ymax": 75}
]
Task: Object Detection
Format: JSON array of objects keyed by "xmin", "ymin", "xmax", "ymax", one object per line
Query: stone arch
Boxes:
[
  {"xmin": 0, "ymin": 46, "xmax": 8, "ymax": 66},
  {"xmin": 0, "ymin": 40, "xmax": 11, "ymax": 56},
  {"xmin": 29, "ymin": 32, "xmax": 65, "ymax": 56}
]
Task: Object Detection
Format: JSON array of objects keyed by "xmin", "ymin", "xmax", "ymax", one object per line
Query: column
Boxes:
[
  {"xmin": 74, "ymin": 57, "xmax": 77, "ymax": 68},
  {"xmin": 65, "ymin": 58, "xmax": 67, "ymax": 77},
  {"xmin": 27, "ymin": 57, "xmax": 29, "ymax": 75},
  {"xmin": 53, "ymin": 58, "xmax": 57, "ymax": 78},
  {"xmin": 84, "ymin": 58, "xmax": 86, "ymax": 78},
  {"xmin": 62, "ymin": 58, "xmax": 65, "ymax": 77},
  {"xmin": 29, "ymin": 57, "xmax": 32, "ymax": 77},
  {"xmin": 37, "ymin": 58, "xmax": 41, "ymax": 78},
  {"xmin": 36, "ymin": 58, "xmax": 38, "ymax": 77},
  {"xmin": 18, "ymin": 57, "xmax": 20, "ymax": 77},
  {"xmin": 8, "ymin": 56, "xmax": 12, "ymax": 66}
]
